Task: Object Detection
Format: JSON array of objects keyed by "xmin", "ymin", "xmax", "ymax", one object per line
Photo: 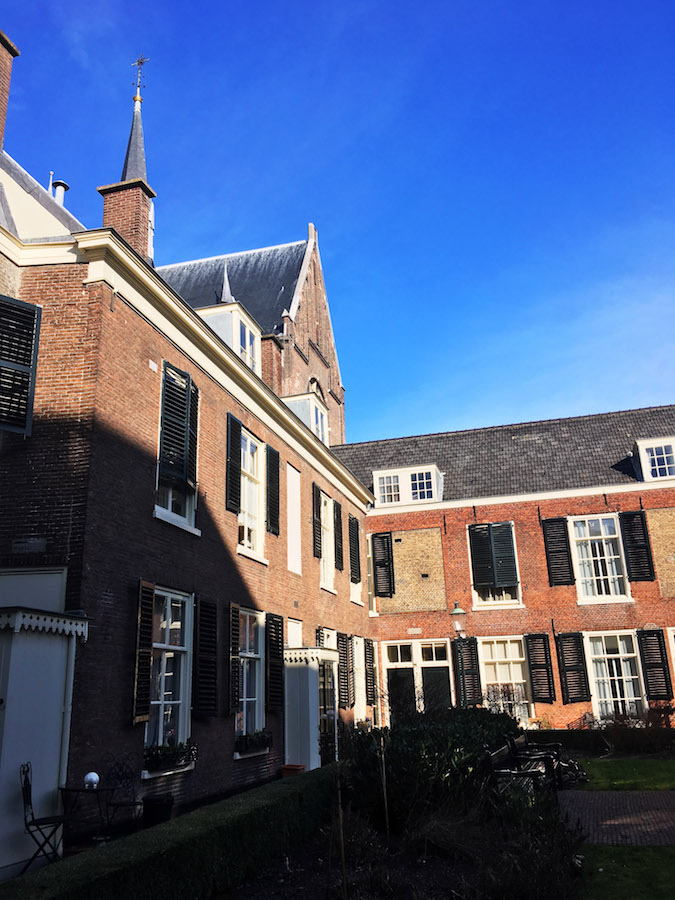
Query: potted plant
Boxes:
[
  {"xmin": 144, "ymin": 741, "xmax": 198, "ymax": 772},
  {"xmin": 234, "ymin": 729, "xmax": 273, "ymax": 754}
]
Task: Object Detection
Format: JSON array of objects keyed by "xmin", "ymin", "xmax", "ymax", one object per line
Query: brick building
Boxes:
[
  {"xmin": 0, "ymin": 32, "xmax": 373, "ymax": 878},
  {"xmin": 333, "ymin": 408, "xmax": 675, "ymax": 730},
  {"xmin": 1, "ymin": 22, "xmax": 674, "ymax": 882}
]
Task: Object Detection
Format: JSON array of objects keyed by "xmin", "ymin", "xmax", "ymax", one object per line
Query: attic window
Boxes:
[
  {"xmin": 373, "ymin": 465, "xmax": 443, "ymax": 507},
  {"xmin": 635, "ymin": 438, "xmax": 675, "ymax": 482}
]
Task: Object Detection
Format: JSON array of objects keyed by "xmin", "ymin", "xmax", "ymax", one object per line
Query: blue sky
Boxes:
[{"xmin": 3, "ymin": 2, "xmax": 674, "ymax": 443}]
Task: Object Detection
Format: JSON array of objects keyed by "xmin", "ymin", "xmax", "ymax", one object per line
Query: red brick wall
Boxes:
[
  {"xmin": 282, "ymin": 248, "xmax": 346, "ymax": 444},
  {"xmin": 2, "ymin": 263, "xmax": 371, "ymax": 809},
  {"xmin": 0, "ymin": 32, "xmax": 19, "ymax": 150},
  {"xmin": 100, "ymin": 184, "xmax": 152, "ymax": 259},
  {"xmin": 260, "ymin": 334, "xmax": 282, "ymax": 394},
  {"xmin": 366, "ymin": 489, "xmax": 675, "ymax": 728}
]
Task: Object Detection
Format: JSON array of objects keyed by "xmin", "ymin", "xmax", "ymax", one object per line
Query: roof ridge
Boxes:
[
  {"xmin": 158, "ymin": 240, "xmax": 307, "ymax": 270},
  {"xmin": 334, "ymin": 404, "xmax": 675, "ymax": 449}
]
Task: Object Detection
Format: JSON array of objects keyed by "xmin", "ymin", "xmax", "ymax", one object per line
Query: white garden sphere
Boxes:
[{"xmin": 84, "ymin": 771, "xmax": 100, "ymax": 789}]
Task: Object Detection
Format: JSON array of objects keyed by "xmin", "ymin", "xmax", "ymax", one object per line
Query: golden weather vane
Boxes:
[{"xmin": 132, "ymin": 54, "xmax": 149, "ymax": 101}]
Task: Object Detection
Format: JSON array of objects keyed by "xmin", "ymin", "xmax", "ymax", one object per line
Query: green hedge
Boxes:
[
  {"xmin": 531, "ymin": 727, "xmax": 675, "ymax": 756},
  {"xmin": 0, "ymin": 767, "xmax": 334, "ymax": 899}
]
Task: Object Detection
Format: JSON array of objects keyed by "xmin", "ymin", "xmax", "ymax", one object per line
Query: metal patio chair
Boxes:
[
  {"xmin": 19, "ymin": 762, "xmax": 65, "ymax": 874},
  {"xmin": 103, "ymin": 752, "xmax": 143, "ymax": 829}
]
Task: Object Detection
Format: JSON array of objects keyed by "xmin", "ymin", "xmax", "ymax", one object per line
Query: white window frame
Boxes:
[
  {"xmin": 286, "ymin": 463, "xmax": 302, "ymax": 575},
  {"xmin": 286, "ymin": 618, "xmax": 303, "ymax": 648},
  {"xmin": 239, "ymin": 318, "xmax": 258, "ymax": 374},
  {"xmin": 635, "ymin": 437, "xmax": 675, "ymax": 482},
  {"xmin": 382, "ymin": 639, "xmax": 452, "ymax": 724},
  {"xmin": 372, "ymin": 464, "xmax": 443, "ymax": 507},
  {"xmin": 584, "ymin": 630, "xmax": 646, "ymax": 721},
  {"xmin": 366, "ymin": 536, "xmax": 378, "ymax": 616},
  {"xmin": 352, "ymin": 636, "xmax": 367, "ymax": 723},
  {"xmin": 568, "ymin": 514, "xmax": 632, "ymax": 605},
  {"xmin": 478, "ymin": 636, "xmax": 533, "ymax": 726},
  {"xmin": 236, "ymin": 608, "xmax": 265, "ymax": 736},
  {"xmin": 155, "ymin": 482, "xmax": 199, "ymax": 533},
  {"xmin": 467, "ymin": 523, "xmax": 523, "ymax": 610},
  {"xmin": 320, "ymin": 490, "xmax": 335, "ymax": 591},
  {"xmin": 237, "ymin": 428, "xmax": 266, "ymax": 561},
  {"xmin": 145, "ymin": 588, "xmax": 194, "ymax": 749}
]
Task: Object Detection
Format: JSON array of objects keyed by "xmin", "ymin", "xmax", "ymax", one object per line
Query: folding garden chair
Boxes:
[{"xmin": 19, "ymin": 762, "xmax": 65, "ymax": 874}]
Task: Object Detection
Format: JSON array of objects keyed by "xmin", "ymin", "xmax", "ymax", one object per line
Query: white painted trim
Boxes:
[
  {"xmin": 288, "ymin": 229, "xmax": 315, "ymax": 323},
  {"xmin": 141, "ymin": 762, "xmax": 195, "ymax": 780},
  {"xmin": 153, "ymin": 504, "xmax": 202, "ymax": 536},
  {"xmin": 233, "ymin": 748, "xmax": 270, "ymax": 761},
  {"xmin": 0, "ymin": 608, "xmax": 88, "ymax": 638},
  {"xmin": 0, "ymin": 226, "xmax": 85, "ymax": 265},
  {"xmin": 73, "ymin": 229, "xmax": 371, "ymax": 510},
  {"xmin": 236, "ymin": 544, "xmax": 269, "ymax": 566},
  {"xmin": 366, "ymin": 476, "xmax": 675, "ymax": 517}
]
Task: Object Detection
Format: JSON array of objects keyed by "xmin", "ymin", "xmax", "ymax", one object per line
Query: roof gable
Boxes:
[{"xmin": 157, "ymin": 240, "xmax": 308, "ymax": 335}]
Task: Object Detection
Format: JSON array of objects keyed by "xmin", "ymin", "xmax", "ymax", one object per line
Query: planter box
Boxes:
[{"xmin": 144, "ymin": 744, "xmax": 198, "ymax": 773}]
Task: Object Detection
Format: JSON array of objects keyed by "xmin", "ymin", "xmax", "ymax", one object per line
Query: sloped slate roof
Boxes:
[
  {"xmin": 157, "ymin": 240, "xmax": 307, "ymax": 335},
  {"xmin": 332, "ymin": 406, "xmax": 675, "ymax": 501},
  {"xmin": 121, "ymin": 105, "xmax": 147, "ymax": 182}
]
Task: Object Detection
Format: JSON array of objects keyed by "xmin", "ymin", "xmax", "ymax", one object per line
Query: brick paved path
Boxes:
[{"xmin": 559, "ymin": 790, "xmax": 675, "ymax": 845}]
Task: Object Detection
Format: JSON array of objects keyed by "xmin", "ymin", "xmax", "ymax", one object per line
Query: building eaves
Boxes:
[{"xmin": 0, "ymin": 151, "xmax": 85, "ymax": 234}]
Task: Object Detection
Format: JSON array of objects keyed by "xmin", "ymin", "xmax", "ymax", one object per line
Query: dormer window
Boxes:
[
  {"xmin": 282, "ymin": 391, "xmax": 330, "ymax": 445},
  {"xmin": 373, "ymin": 465, "xmax": 443, "ymax": 507},
  {"xmin": 196, "ymin": 303, "xmax": 261, "ymax": 377},
  {"xmin": 635, "ymin": 438, "xmax": 675, "ymax": 482}
]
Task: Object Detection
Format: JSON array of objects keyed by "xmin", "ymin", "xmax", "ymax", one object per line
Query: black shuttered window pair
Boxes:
[
  {"xmin": 468, "ymin": 523, "xmax": 519, "ymax": 603},
  {"xmin": 157, "ymin": 362, "xmax": 199, "ymax": 525}
]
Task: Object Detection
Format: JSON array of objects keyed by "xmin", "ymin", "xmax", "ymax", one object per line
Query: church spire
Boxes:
[{"xmin": 121, "ymin": 55, "xmax": 149, "ymax": 182}]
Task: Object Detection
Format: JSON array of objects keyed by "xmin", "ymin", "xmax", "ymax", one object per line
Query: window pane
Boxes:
[
  {"xmin": 387, "ymin": 646, "xmax": 399, "ymax": 663},
  {"xmin": 163, "ymin": 652, "xmax": 182, "ymax": 701},
  {"xmin": 399, "ymin": 644, "xmax": 412, "ymax": 663},
  {"xmin": 421, "ymin": 644, "xmax": 433, "ymax": 662},
  {"xmin": 435, "ymin": 643, "xmax": 447, "ymax": 661},
  {"xmin": 169, "ymin": 600, "xmax": 184, "ymax": 646}
]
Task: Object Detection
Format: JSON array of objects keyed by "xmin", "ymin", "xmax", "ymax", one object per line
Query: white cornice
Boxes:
[
  {"xmin": 366, "ymin": 478, "xmax": 675, "ymax": 517},
  {"xmin": 0, "ymin": 608, "xmax": 89, "ymax": 639},
  {"xmin": 73, "ymin": 229, "xmax": 372, "ymax": 510},
  {"xmin": 0, "ymin": 226, "xmax": 84, "ymax": 265}
]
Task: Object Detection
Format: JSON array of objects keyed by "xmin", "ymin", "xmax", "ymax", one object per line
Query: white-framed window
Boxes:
[
  {"xmin": 383, "ymin": 639, "xmax": 452, "ymax": 724},
  {"xmin": 468, "ymin": 522, "xmax": 522, "ymax": 608},
  {"xmin": 411, "ymin": 471, "xmax": 433, "ymax": 501},
  {"xmin": 352, "ymin": 636, "xmax": 367, "ymax": 722},
  {"xmin": 587, "ymin": 632, "xmax": 644, "ymax": 720},
  {"xmin": 236, "ymin": 608, "xmax": 265, "ymax": 736},
  {"xmin": 479, "ymin": 637, "xmax": 532, "ymax": 725},
  {"xmin": 314, "ymin": 405, "xmax": 326, "ymax": 443},
  {"xmin": 145, "ymin": 588, "xmax": 194, "ymax": 748},
  {"xmin": 366, "ymin": 536, "xmax": 378, "ymax": 615},
  {"xmin": 635, "ymin": 437, "xmax": 675, "ymax": 482},
  {"xmin": 239, "ymin": 320, "xmax": 257, "ymax": 373},
  {"xmin": 320, "ymin": 490, "xmax": 335, "ymax": 590},
  {"xmin": 282, "ymin": 390, "xmax": 330, "ymax": 445},
  {"xmin": 569, "ymin": 515, "xmax": 629, "ymax": 602},
  {"xmin": 373, "ymin": 465, "xmax": 443, "ymax": 507},
  {"xmin": 286, "ymin": 618, "xmax": 303, "ymax": 648},
  {"xmin": 155, "ymin": 362, "xmax": 199, "ymax": 532},
  {"xmin": 378, "ymin": 474, "xmax": 400, "ymax": 504},
  {"xmin": 239, "ymin": 429, "xmax": 264, "ymax": 555},
  {"xmin": 286, "ymin": 464, "xmax": 302, "ymax": 574}
]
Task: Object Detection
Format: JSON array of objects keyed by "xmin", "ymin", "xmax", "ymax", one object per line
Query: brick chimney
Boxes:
[
  {"xmin": 98, "ymin": 61, "xmax": 155, "ymax": 263},
  {"xmin": 0, "ymin": 30, "xmax": 20, "ymax": 151}
]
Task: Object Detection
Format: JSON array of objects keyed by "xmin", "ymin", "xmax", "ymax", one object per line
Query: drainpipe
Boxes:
[{"xmin": 58, "ymin": 634, "xmax": 76, "ymax": 788}]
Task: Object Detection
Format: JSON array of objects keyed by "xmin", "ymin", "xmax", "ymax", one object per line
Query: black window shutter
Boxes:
[
  {"xmin": 348, "ymin": 636, "xmax": 355, "ymax": 708},
  {"xmin": 524, "ymin": 633, "xmax": 556, "ymax": 703},
  {"xmin": 312, "ymin": 483, "xmax": 322, "ymax": 558},
  {"xmin": 159, "ymin": 363, "xmax": 193, "ymax": 486},
  {"xmin": 0, "ymin": 294, "xmax": 41, "ymax": 435},
  {"xmin": 451, "ymin": 637, "xmax": 482, "ymax": 707},
  {"xmin": 193, "ymin": 598, "xmax": 217, "ymax": 717},
  {"xmin": 491, "ymin": 522, "xmax": 518, "ymax": 587},
  {"xmin": 187, "ymin": 381, "xmax": 199, "ymax": 489},
  {"xmin": 372, "ymin": 532, "xmax": 395, "ymax": 597},
  {"xmin": 468, "ymin": 525, "xmax": 494, "ymax": 587},
  {"xmin": 266, "ymin": 445, "xmax": 280, "ymax": 535},
  {"xmin": 619, "ymin": 511, "xmax": 655, "ymax": 582},
  {"xmin": 133, "ymin": 580, "xmax": 155, "ymax": 724},
  {"xmin": 349, "ymin": 515, "xmax": 361, "ymax": 584},
  {"xmin": 228, "ymin": 603, "xmax": 241, "ymax": 714},
  {"xmin": 637, "ymin": 629, "xmax": 673, "ymax": 701},
  {"xmin": 266, "ymin": 612, "xmax": 284, "ymax": 710},
  {"xmin": 365, "ymin": 638, "xmax": 376, "ymax": 705},
  {"xmin": 337, "ymin": 632, "xmax": 350, "ymax": 709},
  {"xmin": 225, "ymin": 413, "xmax": 242, "ymax": 514},
  {"xmin": 541, "ymin": 518, "xmax": 575, "ymax": 586},
  {"xmin": 555, "ymin": 633, "xmax": 591, "ymax": 704},
  {"xmin": 315, "ymin": 626, "xmax": 324, "ymax": 647},
  {"xmin": 334, "ymin": 501, "xmax": 344, "ymax": 571}
]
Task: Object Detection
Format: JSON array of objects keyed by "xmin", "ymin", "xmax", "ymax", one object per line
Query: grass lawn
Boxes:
[
  {"xmin": 578, "ymin": 757, "xmax": 675, "ymax": 791},
  {"xmin": 582, "ymin": 845, "xmax": 675, "ymax": 899}
]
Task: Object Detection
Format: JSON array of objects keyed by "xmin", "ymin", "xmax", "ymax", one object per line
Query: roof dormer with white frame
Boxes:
[
  {"xmin": 372, "ymin": 464, "xmax": 444, "ymax": 508},
  {"xmin": 634, "ymin": 437, "xmax": 675, "ymax": 483}
]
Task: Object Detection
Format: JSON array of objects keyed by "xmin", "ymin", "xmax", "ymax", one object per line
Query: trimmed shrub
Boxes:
[
  {"xmin": 532, "ymin": 727, "xmax": 675, "ymax": 756},
  {"xmin": 0, "ymin": 766, "xmax": 334, "ymax": 900}
]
